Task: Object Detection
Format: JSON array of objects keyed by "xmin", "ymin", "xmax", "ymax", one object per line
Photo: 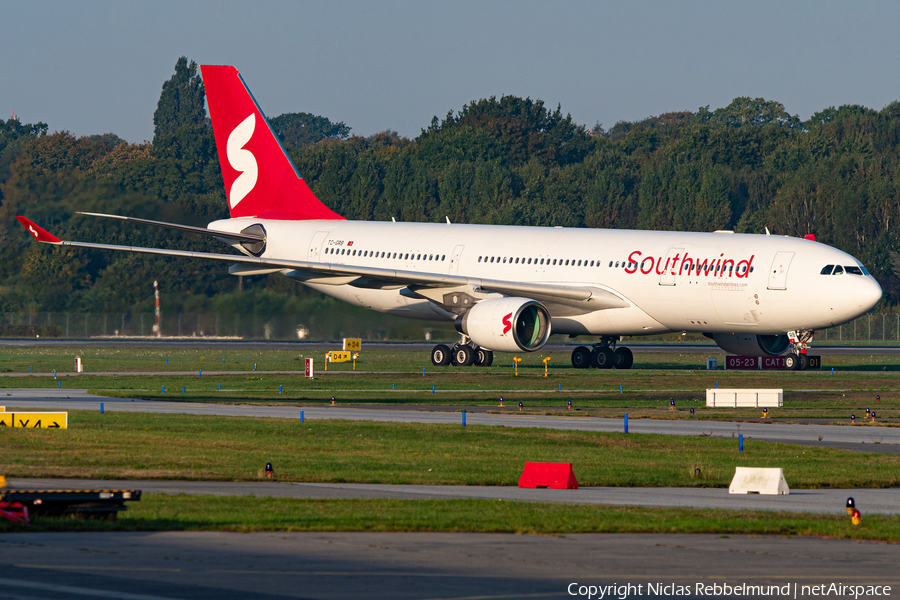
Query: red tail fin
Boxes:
[{"xmin": 200, "ymin": 65, "xmax": 344, "ymax": 221}]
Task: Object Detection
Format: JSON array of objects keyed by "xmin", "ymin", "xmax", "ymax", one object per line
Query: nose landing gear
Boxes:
[
  {"xmin": 571, "ymin": 336, "xmax": 633, "ymax": 369},
  {"xmin": 784, "ymin": 330, "xmax": 814, "ymax": 371}
]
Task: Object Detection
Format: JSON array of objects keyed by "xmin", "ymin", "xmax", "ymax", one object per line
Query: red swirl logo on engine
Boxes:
[{"xmin": 502, "ymin": 313, "xmax": 512, "ymax": 335}]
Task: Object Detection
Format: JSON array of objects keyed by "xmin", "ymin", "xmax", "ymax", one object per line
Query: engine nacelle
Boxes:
[
  {"xmin": 710, "ymin": 333, "xmax": 790, "ymax": 357},
  {"xmin": 456, "ymin": 298, "xmax": 551, "ymax": 353}
]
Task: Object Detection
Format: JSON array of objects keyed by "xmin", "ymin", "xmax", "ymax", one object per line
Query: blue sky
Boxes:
[{"xmin": 3, "ymin": 1, "xmax": 898, "ymax": 143}]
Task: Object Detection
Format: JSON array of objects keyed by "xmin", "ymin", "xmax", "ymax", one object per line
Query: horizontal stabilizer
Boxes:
[{"xmin": 77, "ymin": 212, "xmax": 265, "ymax": 244}]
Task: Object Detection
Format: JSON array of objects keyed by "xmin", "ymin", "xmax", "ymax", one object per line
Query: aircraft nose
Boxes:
[{"xmin": 855, "ymin": 276, "xmax": 882, "ymax": 311}]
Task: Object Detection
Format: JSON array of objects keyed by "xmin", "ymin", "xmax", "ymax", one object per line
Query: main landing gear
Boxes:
[
  {"xmin": 431, "ymin": 337, "xmax": 494, "ymax": 368},
  {"xmin": 571, "ymin": 336, "xmax": 634, "ymax": 370},
  {"xmin": 784, "ymin": 330, "xmax": 814, "ymax": 371}
]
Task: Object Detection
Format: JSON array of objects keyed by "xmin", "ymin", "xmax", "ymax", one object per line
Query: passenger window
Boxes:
[
  {"xmin": 845, "ymin": 266, "xmax": 863, "ymax": 275},
  {"xmin": 833, "ymin": 265, "xmax": 843, "ymax": 275},
  {"xmin": 552, "ymin": 259, "xmax": 557, "ymax": 265},
  {"xmin": 539, "ymin": 259, "xmax": 544, "ymax": 265},
  {"xmin": 478, "ymin": 257, "xmax": 482, "ymax": 263},
  {"xmin": 820, "ymin": 265, "xmax": 834, "ymax": 275}
]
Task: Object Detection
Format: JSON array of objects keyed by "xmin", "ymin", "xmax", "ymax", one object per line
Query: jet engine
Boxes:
[
  {"xmin": 455, "ymin": 298, "xmax": 551, "ymax": 353},
  {"xmin": 710, "ymin": 333, "xmax": 790, "ymax": 357}
]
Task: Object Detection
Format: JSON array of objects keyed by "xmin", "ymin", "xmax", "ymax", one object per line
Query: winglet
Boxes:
[{"xmin": 16, "ymin": 216, "xmax": 62, "ymax": 244}]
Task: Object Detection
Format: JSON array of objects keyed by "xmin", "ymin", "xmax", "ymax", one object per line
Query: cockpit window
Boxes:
[
  {"xmin": 820, "ymin": 265, "xmax": 834, "ymax": 275},
  {"xmin": 845, "ymin": 266, "xmax": 863, "ymax": 275},
  {"xmin": 833, "ymin": 265, "xmax": 844, "ymax": 275}
]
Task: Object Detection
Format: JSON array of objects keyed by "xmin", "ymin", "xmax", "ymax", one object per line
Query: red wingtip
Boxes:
[
  {"xmin": 17, "ymin": 216, "xmax": 62, "ymax": 244},
  {"xmin": 804, "ymin": 234, "xmax": 816, "ymax": 241}
]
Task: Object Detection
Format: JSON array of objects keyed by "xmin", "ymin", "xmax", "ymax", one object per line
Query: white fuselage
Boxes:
[{"xmin": 210, "ymin": 218, "xmax": 883, "ymax": 337}]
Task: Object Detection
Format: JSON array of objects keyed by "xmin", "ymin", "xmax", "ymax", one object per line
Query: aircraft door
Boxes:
[
  {"xmin": 307, "ymin": 231, "xmax": 329, "ymax": 262},
  {"xmin": 659, "ymin": 247, "xmax": 683, "ymax": 286},
  {"xmin": 449, "ymin": 245, "xmax": 465, "ymax": 275},
  {"xmin": 767, "ymin": 251, "xmax": 794, "ymax": 290}
]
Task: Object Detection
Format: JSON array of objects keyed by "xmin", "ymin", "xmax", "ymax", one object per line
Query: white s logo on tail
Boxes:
[{"xmin": 226, "ymin": 113, "xmax": 258, "ymax": 209}]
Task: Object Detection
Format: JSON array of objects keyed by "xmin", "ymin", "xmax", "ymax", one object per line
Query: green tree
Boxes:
[
  {"xmin": 153, "ymin": 57, "xmax": 206, "ymax": 143},
  {"xmin": 269, "ymin": 112, "xmax": 351, "ymax": 149}
]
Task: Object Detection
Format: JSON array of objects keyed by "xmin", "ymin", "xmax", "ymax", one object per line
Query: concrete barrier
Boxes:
[
  {"xmin": 706, "ymin": 389, "xmax": 782, "ymax": 407},
  {"xmin": 729, "ymin": 467, "xmax": 790, "ymax": 495},
  {"xmin": 518, "ymin": 462, "xmax": 578, "ymax": 489}
]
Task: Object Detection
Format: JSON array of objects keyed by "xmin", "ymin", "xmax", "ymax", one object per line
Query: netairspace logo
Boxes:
[{"xmin": 567, "ymin": 582, "xmax": 892, "ymax": 599}]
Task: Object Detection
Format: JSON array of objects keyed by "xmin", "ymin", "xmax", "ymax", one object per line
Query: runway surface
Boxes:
[
  {"xmin": 5, "ymin": 389, "xmax": 900, "ymax": 453},
  {"xmin": 1, "ymin": 531, "xmax": 898, "ymax": 600},
  {"xmin": 3, "ymin": 337, "xmax": 900, "ymax": 354},
  {"xmin": 8, "ymin": 478, "xmax": 900, "ymax": 515}
]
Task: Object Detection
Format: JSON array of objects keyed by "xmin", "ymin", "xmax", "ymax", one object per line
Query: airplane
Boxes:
[{"xmin": 16, "ymin": 65, "xmax": 883, "ymax": 371}]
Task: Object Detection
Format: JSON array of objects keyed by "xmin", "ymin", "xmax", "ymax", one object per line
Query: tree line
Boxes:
[{"xmin": 2, "ymin": 56, "xmax": 900, "ymax": 325}]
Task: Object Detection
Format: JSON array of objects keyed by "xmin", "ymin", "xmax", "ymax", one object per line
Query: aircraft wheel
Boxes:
[
  {"xmin": 784, "ymin": 352, "xmax": 802, "ymax": 371},
  {"xmin": 799, "ymin": 353, "xmax": 809, "ymax": 371},
  {"xmin": 431, "ymin": 344, "xmax": 452, "ymax": 367},
  {"xmin": 614, "ymin": 347, "xmax": 634, "ymax": 370},
  {"xmin": 475, "ymin": 348, "xmax": 494, "ymax": 367},
  {"xmin": 571, "ymin": 346, "xmax": 592, "ymax": 369},
  {"xmin": 454, "ymin": 344, "xmax": 475, "ymax": 367},
  {"xmin": 592, "ymin": 347, "xmax": 615, "ymax": 369}
]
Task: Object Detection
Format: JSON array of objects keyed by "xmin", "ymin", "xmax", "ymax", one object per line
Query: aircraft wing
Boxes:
[{"xmin": 16, "ymin": 216, "xmax": 629, "ymax": 311}]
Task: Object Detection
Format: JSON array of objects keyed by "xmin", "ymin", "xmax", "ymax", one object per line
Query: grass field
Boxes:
[
  {"xmin": 2, "ymin": 412, "xmax": 898, "ymax": 487},
  {"xmin": 3, "ymin": 355, "xmax": 900, "ymax": 420},
  {"xmin": 3, "ymin": 345, "xmax": 899, "ymax": 535},
  {"xmin": 3, "ymin": 344, "xmax": 900, "ymax": 374},
  {"xmin": 2, "ymin": 495, "xmax": 897, "ymax": 540}
]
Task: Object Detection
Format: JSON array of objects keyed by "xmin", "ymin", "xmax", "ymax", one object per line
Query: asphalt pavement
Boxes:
[
  {"xmin": 7, "ymin": 478, "xmax": 900, "ymax": 515},
  {"xmin": 1, "ymin": 532, "xmax": 898, "ymax": 600}
]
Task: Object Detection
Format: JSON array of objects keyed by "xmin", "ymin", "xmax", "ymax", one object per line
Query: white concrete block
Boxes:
[
  {"xmin": 729, "ymin": 467, "xmax": 790, "ymax": 495},
  {"xmin": 706, "ymin": 389, "xmax": 783, "ymax": 407}
]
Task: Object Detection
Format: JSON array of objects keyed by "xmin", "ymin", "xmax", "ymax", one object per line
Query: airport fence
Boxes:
[
  {"xmin": 1, "ymin": 311, "xmax": 899, "ymax": 343},
  {"xmin": 0, "ymin": 311, "xmax": 460, "ymax": 342}
]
